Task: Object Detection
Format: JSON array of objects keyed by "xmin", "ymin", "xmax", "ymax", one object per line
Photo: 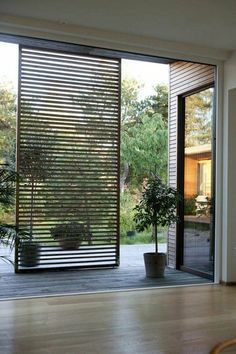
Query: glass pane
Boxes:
[{"xmin": 183, "ymin": 87, "xmax": 214, "ymax": 277}]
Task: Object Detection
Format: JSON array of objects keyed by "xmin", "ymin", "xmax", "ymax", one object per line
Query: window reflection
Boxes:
[{"xmin": 183, "ymin": 87, "xmax": 214, "ymax": 277}]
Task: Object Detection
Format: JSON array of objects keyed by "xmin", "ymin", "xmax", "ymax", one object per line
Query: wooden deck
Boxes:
[{"xmin": 0, "ymin": 244, "xmax": 210, "ymax": 299}]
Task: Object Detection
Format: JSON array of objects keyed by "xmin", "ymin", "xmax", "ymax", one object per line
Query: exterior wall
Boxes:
[
  {"xmin": 185, "ymin": 151, "xmax": 211, "ymax": 197},
  {"xmin": 184, "ymin": 156, "xmax": 198, "ymax": 197},
  {"xmin": 168, "ymin": 61, "xmax": 215, "ymax": 268}
]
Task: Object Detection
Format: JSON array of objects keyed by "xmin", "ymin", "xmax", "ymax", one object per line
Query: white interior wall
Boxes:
[
  {"xmin": 0, "ymin": 14, "xmax": 229, "ymax": 64},
  {"xmin": 222, "ymin": 52, "xmax": 236, "ymax": 282}
]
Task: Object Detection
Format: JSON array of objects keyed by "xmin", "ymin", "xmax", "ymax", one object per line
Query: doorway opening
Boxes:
[
  {"xmin": 0, "ymin": 37, "xmax": 215, "ymax": 298},
  {"xmin": 177, "ymin": 86, "xmax": 215, "ymax": 279},
  {"xmin": 120, "ymin": 58, "xmax": 169, "ymax": 269}
]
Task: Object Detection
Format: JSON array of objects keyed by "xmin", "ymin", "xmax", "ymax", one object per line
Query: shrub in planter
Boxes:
[
  {"xmin": 50, "ymin": 222, "xmax": 88, "ymax": 250},
  {"xmin": 134, "ymin": 174, "xmax": 180, "ymax": 278}
]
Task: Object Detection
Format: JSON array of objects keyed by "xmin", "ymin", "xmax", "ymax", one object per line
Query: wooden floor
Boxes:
[{"xmin": 1, "ymin": 285, "xmax": 236, "ymax": 354}]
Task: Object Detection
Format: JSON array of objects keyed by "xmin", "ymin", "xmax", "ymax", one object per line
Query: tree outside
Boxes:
[
  {"xmin": 0, "ymin": 57, "xmax": 170, "ymax": 246},
  {"xmin": 120, "ymin": 72, "xmax": 169, "ymax": 244},
  {"xmin": 0, "ymin": 82, "xmax": 17, "ymax": 226}
]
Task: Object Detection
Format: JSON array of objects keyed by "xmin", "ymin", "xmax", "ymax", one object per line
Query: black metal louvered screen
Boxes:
[{"xmin": 16, "ymin": 46, "xmax": 120, "ymax": 271}]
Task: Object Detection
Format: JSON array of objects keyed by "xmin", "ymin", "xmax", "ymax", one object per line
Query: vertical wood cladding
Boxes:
[{"xmin": 168, "ymin": 61, "xmax": 215, "ymax": 268}]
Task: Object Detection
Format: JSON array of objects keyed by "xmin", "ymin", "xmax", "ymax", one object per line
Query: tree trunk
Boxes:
[
  {"xmin": 29, "ymin": 179, "xmax": 35, "ymax": 240},
  {"xmin": 120, "ymin": 162, "xmax": 129, "ymax": 193},
  {"xmin": 154, "ymin": 223, "xmax": 158, "ymax": 253}
]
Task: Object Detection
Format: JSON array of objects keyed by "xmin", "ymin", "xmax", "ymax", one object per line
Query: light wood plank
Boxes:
[{"xmin": 1, "ymin": 285, "xmax": 236, "ymax": 354}]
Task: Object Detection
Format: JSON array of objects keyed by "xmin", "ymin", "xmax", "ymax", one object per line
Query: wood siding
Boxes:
[{"xmin": 168, "ymin": 61, "xmax": 215, "ymax": 268}]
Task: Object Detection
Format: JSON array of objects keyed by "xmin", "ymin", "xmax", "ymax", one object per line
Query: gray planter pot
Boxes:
[
  {"xmin": 20, "ymin": 241, "xmax": 40, "ymax": 267},
  {"xmin": 58, "ymin": 238, "xmax": 81, "ymax": 250},
  {"xmin": 143, "ymin": 252, "xmax": 166, "ymax": 278}
]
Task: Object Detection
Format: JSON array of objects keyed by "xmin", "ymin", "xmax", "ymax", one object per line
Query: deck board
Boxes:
[{"xmin": 0, "ymin": 244, "xmax": 210, "ymax": 299}]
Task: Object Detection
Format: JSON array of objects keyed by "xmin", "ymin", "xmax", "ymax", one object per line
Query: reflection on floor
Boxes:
[{"xmin": 0, "ymin": 244, "xmax": 210, "ymax": 299}]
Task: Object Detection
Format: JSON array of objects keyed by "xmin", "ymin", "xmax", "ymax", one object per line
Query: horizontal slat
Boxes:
[
  {"xmin": 22, "ymin": 60, "xmax": 119, "ymax": 74},
  {"xmin": 20, "ymin": 110, "xmax": 119, "ymax": 121},
  {"xmin": 21, "ymin": 84, "xmax": 119, "ymax": 99},
  {"xmin": 21, "ymin": 48, "xmax": 119, "ymax": 66},
  {"xmin": 21, "ymin": 78, "xmax": 119, "ymax": 95},
  {"xmin": 20, "ymin": 99, "xmax": 119, "ymax": 112}
]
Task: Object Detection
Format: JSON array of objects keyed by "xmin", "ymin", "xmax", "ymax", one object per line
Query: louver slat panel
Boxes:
[{"xmin": 16, "ymin": 46, "xmax": 120, "ymax": 271}]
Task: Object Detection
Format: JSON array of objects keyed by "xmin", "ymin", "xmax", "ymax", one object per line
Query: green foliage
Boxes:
[
  {"xmin": 120, "ymin": 191, "xmax": 137, "ymax": 236},
  {"xmin": 0, "ymin": 83, "xmax": 16, "ymax": 167},
  {"xmin": 137, "ymin": 84, "xmax": 168, "ymax": 124},
  {"xmin": 0, "ymin": 166, "xmax": 29, "ymax": 250},
  {"xmin": 0, "ymin": 167, "xmax": 17, "ymax": 209},
  {"xmin": 134, "ymin": 175, "xmax": 179, "ymax": 230},
  {"xmin": 121, "ymin": 231, "xmax": 152, "ymax": 245},
  {"xmin": 121, "ymin": 80, "xmax": 169, "ymax": 189},
  {"xmin": 120, "ymin": 230, "xmax": 167, "ymax": 245},
  {"xmin": 121, "ymin": 78, "xmax": 142, "ymax": 123},
  {"xmin": 134, "ymin": 175, "xmax": 180, "ymax": 252},
  {"xmin": 185, "ymin": 88, "xmax": 213, "ymax": 147},
  {"xmin": 121, "ymin": 114, "xmax": 167, "ymax": 185},
  {"xmin": 0, "ymin": 167, "xmax": 18, "ymax": 246},
  {"xmin": 120, "ymin": 79, "xmax": 170, "ymax": 247},
  {"xmin": 50, "ymin": 222, "xmax": 88, "ymax": 240},
  {"xmin": 20, "ymin": 145, "xmax": 54, "ymax": 239},
  {"xmin": 20, "ymin": 146, "xmax": 51, "ymax": 183},
  {"xmin": 184, "ymin": 195, "xmax": 197, "ymax": 215}
]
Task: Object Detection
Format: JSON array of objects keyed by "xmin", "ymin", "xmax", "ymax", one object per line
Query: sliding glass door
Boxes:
[{"xmin": 179, "ymin": 86, "xmax": 215, "ymax": 279}]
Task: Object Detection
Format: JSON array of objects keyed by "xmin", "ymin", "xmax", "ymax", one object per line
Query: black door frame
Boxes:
[
  {"xmin": 176, "ymin": 83, "xmax": 216, "ymax": 280},
  {"xmin": 0, "ymin": 33, "xmax": 217, "ymax": 275}
]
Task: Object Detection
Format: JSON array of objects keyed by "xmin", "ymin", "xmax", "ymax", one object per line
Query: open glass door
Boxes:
[{"xmin": 179, "ymin": 86, "xmax": 215, "ymax": 279}]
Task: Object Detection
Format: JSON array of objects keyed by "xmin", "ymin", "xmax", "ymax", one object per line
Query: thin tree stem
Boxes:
[
  {"xmin": 29, "ymin": 179, "xmax": 34, "ymax": 240},
  {"xmin": 154, "ymin": 223, "xmax": 158, "ymax": 253}
]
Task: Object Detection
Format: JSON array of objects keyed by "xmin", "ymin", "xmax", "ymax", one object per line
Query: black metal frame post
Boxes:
[{"xmin": 176, "ymin": 83, "xmax": 216, "ymax": 280}]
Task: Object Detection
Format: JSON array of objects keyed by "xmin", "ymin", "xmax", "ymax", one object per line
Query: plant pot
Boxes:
[
  {"xmin": 20, "ymin": 241, "xmax": 40, "ymax": 267},
  {"xmin": 143, "ymin": 252, "xmax": 166, "ymax": 278},
  {"xmin": 126, "ymin": 230, "xmax": 136, "ymax": 237},
  {"xmin": 58, "ymin": 238, "xmax": 81, "ymax": 250}
]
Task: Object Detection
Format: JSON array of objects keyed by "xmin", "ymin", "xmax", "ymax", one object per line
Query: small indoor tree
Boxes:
[{"xmin": 134, "ymin": 174, "xmax": 180, "ymax": 277}]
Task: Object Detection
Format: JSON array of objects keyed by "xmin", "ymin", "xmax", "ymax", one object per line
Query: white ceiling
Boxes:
[{"xmin": 1, "ymin": 0, "xmax": 236, "ymax": 52}]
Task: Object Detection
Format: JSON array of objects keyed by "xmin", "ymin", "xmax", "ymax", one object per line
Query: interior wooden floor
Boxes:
[{"xmin": 1, "ymin": 285, "xmax": 236, "ymax": 354}]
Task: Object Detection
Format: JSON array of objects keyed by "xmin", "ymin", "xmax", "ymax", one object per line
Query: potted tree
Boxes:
[
  {"xmin": 134, "ymin": 174, "xmax": 179, "ymax": 278},
  {"xmin": 50, "ymin": 222, "xmax": 89, "ymax": 250},
  {"xmin": 19, "ymin": 146, "xmax": 50, "ymax": 267}
]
